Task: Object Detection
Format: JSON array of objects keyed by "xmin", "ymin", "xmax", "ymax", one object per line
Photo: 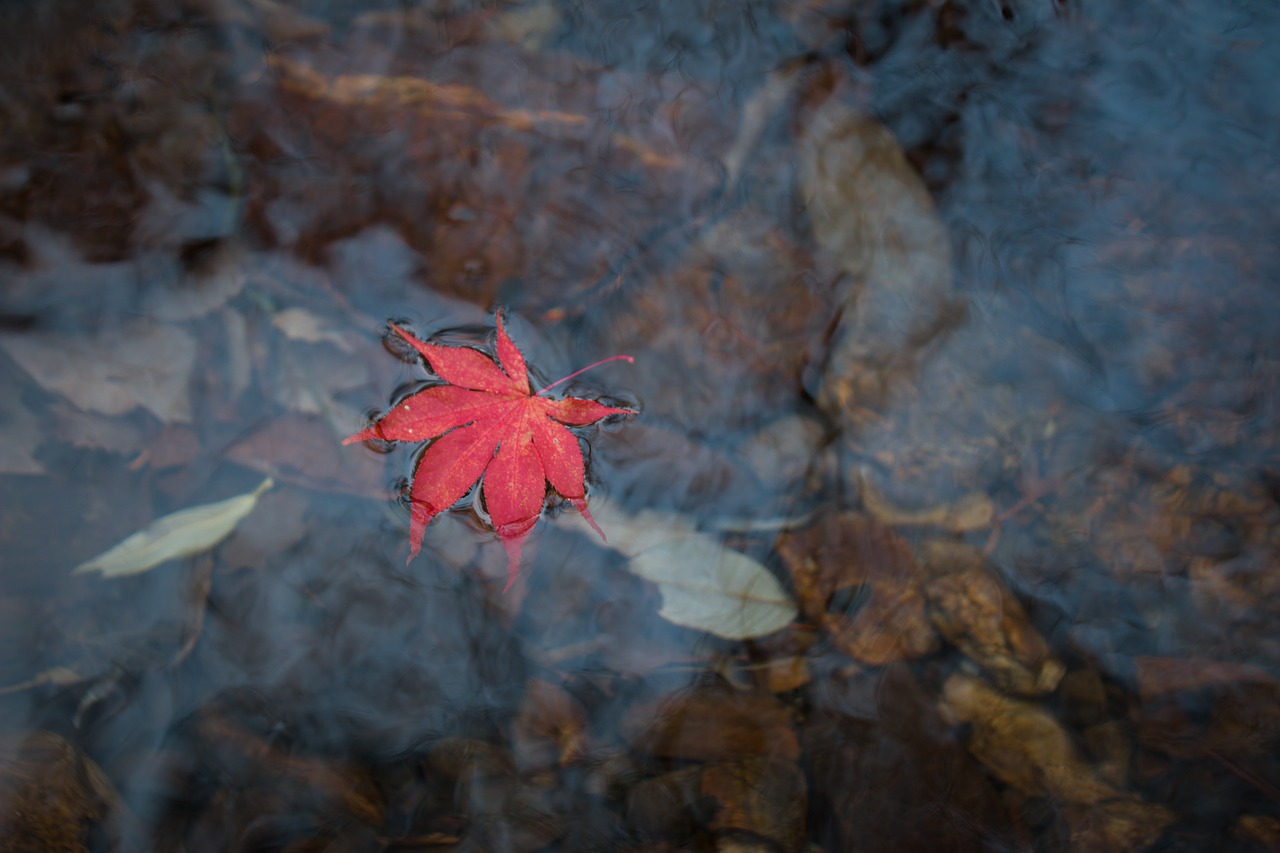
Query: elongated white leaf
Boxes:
[
  {"xmin": 629, "ymin": 537, "xmax": 797, "ymax": 640},
  {"xmin": 72, "ymin": 478, "xmax": 274, "ymax": 578}
]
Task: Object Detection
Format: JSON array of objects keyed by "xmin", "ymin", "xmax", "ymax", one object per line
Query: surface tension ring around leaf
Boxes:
[{"xmin": 344, "ymin": 311, "xmax": 635, "ymax": 591}]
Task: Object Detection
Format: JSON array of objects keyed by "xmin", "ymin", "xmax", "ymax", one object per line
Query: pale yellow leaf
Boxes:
[
  {"xmin": 272, "ymin": 307, "xmax": 355, "ymax": 352},
  {"xmin": 72, "ymin": 478, "xmax": 273, "ymax": 578},
  {"xmin": 558, "ymin": 504, "xmax": 797, "ymax": 640},
  {"xmin": 629, "ymin": 537, "xmax": 797, "ymax": 640}
]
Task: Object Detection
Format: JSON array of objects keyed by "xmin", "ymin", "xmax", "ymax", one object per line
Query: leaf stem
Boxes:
[{"xmin": 537, "ymin": 355, "xmax": 634, "ymax": 396}]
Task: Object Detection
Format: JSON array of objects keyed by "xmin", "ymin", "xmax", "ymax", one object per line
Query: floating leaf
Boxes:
[
  {"xmin": 72, "ymin": 478, "xmax": 274, "ymax": 578},
  {"xmin": 345, "ymin": 312, "xmax": 635, "ymax": 591}
]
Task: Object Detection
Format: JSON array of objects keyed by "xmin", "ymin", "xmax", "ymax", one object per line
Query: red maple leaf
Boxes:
[{"xmin": 344, "ymin": 312, "xmax": 635, "ymax": 590}]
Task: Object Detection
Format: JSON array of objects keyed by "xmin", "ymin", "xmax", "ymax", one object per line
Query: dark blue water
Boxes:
[{"xmin": 1, "ymin": 1, "xmax": 1279, "ymax": 850}]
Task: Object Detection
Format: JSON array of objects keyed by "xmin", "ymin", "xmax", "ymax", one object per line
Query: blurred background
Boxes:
[{"xmin": 1, "ymin": 0, "xmax": 1279, "ymax": 850}]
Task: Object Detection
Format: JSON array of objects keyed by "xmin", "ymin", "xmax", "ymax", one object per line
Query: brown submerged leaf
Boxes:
[
  {"xmin": 1130, "ymin": 656, "xmax": 1280, "ymax": 774},
  {"xmin": 50, "ymin": 402, "xmax": 145, "ymax": 456},
  {"xmin": 225, "ymin": 414, "xmax": 385, "ymax": 499},
  {"xmin": 1134, "ymin": 655, "xmax": 1279, "ymax": 701},
  {"xmin": 1234, "ymin": 814, "xmax": 1280, "ymax": 849},
  {"xmin": 624, "ymin": 766, "xmax": 705, "ymax": 840},
  {"xmin": 420, "ymin": 737, "xmax": 565, "ymax": 851}
]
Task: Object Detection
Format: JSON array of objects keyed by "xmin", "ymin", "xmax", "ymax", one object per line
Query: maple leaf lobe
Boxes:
[{"xmin": 344, "ymin": 312, "xmax": 634, "ymax": 591}]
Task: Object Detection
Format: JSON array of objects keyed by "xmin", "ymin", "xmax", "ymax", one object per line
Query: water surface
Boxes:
[{"xmin": 1, "ymin": 1, "xmax": 1279, "ymax": 850}]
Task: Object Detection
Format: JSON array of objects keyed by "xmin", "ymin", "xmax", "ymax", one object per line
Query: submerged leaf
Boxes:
[
  {"xmin": 72, "ymin": 478, "xmax": 274, "ymax": 578},
  {"xmin": 0, "ymin": 395, "xmax": 45, "ymax": 475},
  {"xmin": 560, "ymin": 504, "xmax": 798, "ymax": 639},
  {"xmin": 0, "ymin": 320, "xmax": 197, "ymax": 423},
  {"xmin": 272, "ymin": 306, "xmax": 356, "ymax": 352},
  {"xmin": 630, "ymin": 537, "xmax": 797, "ymax": 640}
]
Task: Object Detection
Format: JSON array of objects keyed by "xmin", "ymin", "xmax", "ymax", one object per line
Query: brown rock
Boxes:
[
  {"xmin": 622, "ymin": 687, "xmax": 799, "ymax": 765},
  {"xmin": 777, "ymin": 512, "xmax": 939, "ymax": 665},
  {"xmin": 702, "ymin": 757, "xmax": 807, "ymax": 853},
  {"xmin": 798, "ymin": 90, "xmax": 958, "ymax": 415},
  {"xmin": 0, "ymin": 731, "xmax": 121, "ymax": 853},
  {"xmin": 1235, "ymin": 814, "xmax": 1280, "ymax": 850},
  {"xmin": 511, "ymin": 678, "xmax": 588, "ymax": 772},
  {"xmin": 194, "ymin": 713, "xmax": 384, "ymax": 826},
  {"xmin": 941, "ymin": 674, "xmax": 1173, "ymax": 853},
  {"xmin": 921, "ymin": 540, "xmax": 1064, "ymax": 695},
  {"xmin": 802, "ymin": 666, "xmax": 1011, "ymax": 852}
]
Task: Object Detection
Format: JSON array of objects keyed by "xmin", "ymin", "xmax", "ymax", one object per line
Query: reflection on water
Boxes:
[{"xmin": 2, "ymin": 0, "xmax": 1279, "ymax": 849}]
